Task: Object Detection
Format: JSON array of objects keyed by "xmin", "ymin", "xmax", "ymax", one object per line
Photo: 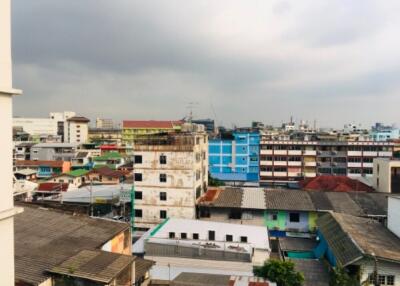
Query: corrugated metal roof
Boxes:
[
  {"xmin": 242, "ymin": 188, "xmax": 265, "ymax": 209},
  {"xmin": 317, "ymin": 212, "xmax": 400, "ymax": 266},
  {"xmin": 324, "ymin": 192, "xmax": 364, "ymax": 216},
  {"xmin": 15, "ymin": 205, "xmax": 130, "ymax": 285},
  {"xmin": 211, "ymin": 188, "xmax": 243, "ymax": 208},
  {"xmin": 264, "ymin": 190, "xmax": 315, "ymax": 211},
  {"xmin": 290, "ymin": 259, "xmax": 329, "ymax": 286}
]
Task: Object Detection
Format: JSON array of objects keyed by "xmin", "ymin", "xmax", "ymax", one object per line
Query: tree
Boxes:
[
  {"xmin": 329, "ymin": 267, "xmax": 360, "ymax": 286},
  {"xmin": 254, "ymin": 259, "xmax": 304, "ymax": 286},
  {"xmin": 208, "ymin": 172, "xmax": 225, "ymax": 186}
]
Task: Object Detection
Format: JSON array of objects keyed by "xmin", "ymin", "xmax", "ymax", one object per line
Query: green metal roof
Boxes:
[
  {"xmin": 93, "ymin": 152, "xmax": 122, "ymax": 161},
  {"xmin": 66, "ymin": 169, "xmax": 89, "ymax": 177}
]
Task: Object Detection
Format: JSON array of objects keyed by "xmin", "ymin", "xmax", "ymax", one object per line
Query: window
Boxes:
[
  {"xmin": 240, "ymin": 236, "xmax": 248, "ymax": 243},
  {"xmin": 270, "ymin": 212, "xmax": 278, "ymax": 221},
  {"xmin": 160, "ymin": 210, "xmax": 167, "ymax": 219},
  {"xmin": 208, "ymin": 230, "xmax": 215, "ymax": 241},
  {"xmin": 134, "ymin": 155, "xmax": 142, "ymax": 164},
  {"xmin": 180, "ymin": 233, "xmax": 187, "ymax": 239},
  {"xmin": 169, "ymin": 232, "xmax": 175, "ymax": 239},
  {"xmin": 135, "ymin": 191, "xmax": 142, "ymax": 200},
  {"xmin": 134, "ymin": 173, "xmax": 142, "ymax": 181},
  {"xmin": 387, "ymin": 275, "xmax": 395, "ymax": 285},
  {"xmin": 378, "ymin": 275, "xmax": 386, "ymax": 285},
  {"xmin": 134, "ymin": 209, "xmax": 142, "ymax": 218},
  {"xmin": 289, "ymin": 213, "xmax": 300, "ymax": 223},
  {"xmin": 160, "ymin": 155, "xmax": 167, "ymax": 164},
  {"xmin": 193, "ymin": 233, "xmax": 199, "ymax": 240},
  {"xmin": 226, "ymin": 235, "xmax": 233, "ymax": 242},
  {"xmin": 160, "ymin": 192, "xmax": 167, "ymax": 201},
  {"xmin": 160, "ymin": 174, "xmax": 167, "ymax": 183}
]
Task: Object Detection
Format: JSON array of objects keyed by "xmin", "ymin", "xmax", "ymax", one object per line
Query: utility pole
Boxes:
[{"xmin": 90, "ymin": 180, "xmax": 94, "ymax": 217}]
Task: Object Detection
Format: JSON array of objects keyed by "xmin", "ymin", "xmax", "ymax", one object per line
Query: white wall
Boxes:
[
  {"xmin": 13, "ymin": 118, "xmax": 58, "ymax": 136},
  {"xmin": 359, "ymin": 259, "xmax": 400, "ymax": 286},
  {"xmin": 388, "ymin": 197, "xmax": 400, "ymax": 238},
  {"xmin": 0, "ymin": 0, "xmax": 19, "ymax": 284}
]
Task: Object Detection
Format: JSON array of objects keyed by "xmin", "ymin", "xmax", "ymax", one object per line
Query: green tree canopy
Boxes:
[{"xmin": 254, "ymin": 259, "xmax": 304, "ymax": 286}]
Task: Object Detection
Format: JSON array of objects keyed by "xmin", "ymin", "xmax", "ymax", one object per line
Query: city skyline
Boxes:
[{"xmin": 12, "ymin": 0, "xmax": 400, "ymax": 128}]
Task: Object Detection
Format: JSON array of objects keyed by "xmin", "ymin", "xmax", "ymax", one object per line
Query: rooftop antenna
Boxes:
[{"xmin": 186, "ymin": 102, "xmax": 199, "ymax": 124}]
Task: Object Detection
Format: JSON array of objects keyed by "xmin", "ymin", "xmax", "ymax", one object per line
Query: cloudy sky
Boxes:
[{"xmin": 11, "ymin": 0, "xmax": 400, "ymax": 128}]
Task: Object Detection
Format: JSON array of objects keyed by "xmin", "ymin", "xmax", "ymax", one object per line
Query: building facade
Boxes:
[
  {"xmin": 0, "ymin": 1, "xmax": 22, "ymax": 283},
  {"xmin": 89, "ymin": 127, "xmax": 122, "ymax": 145},
  {"xmin": 30, "ymin": 142, "xmax": 78, "ymax": 161},
  {"xmin": 373, "ymin": 158, "xmax": 400, "ymax": 194},
  {"xmin": 132, "ymin": 128, "xmax": 208, "ymax": 229},
  {"xmin": 209, "ymin": 131, "xmax": 260, "ymax": 182},
  {"xmin": 122, "ymin": 120, "xmax": 182, "ymax": 146},
  {"xmin": 371, "ymin": 122, "xmax": 400, "ymax": 142},
  {"xmin": 260, "ymin": 139, "xmax": 394, "ymax": 184},
  {"xmin": 64, "ymin": 116, "xmax": 90, "ymax": 144}
]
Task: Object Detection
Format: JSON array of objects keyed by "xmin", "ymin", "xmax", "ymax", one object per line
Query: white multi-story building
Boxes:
[
  {"xmin": 132, "ymin": 125, "xmax": 208, "ymax": 229},
  {"xmin": 65, "ymin": 116, "xmax": 90, "ymax": 144},
  {"xmin": 96, "ymin": 118, "xmax": 114, "ymax": 129},
  {"xmin": 0, "ymin": 0, "xmax": 23, "ymax": 283}
]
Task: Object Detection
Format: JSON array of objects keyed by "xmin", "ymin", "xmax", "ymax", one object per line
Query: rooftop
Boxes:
[
  {"xmin": 299, "ymin": 176, "xmax": 373, "ymax": 192},
  {"xmin": 279, "ymin": 237, "xmax": 317, "ymax": 252},
  {"xmin": 32, "ymin": 142, "xmax": 78, "ymax": 148},
  {"xmin": 89, "ymin": 165, "xmax": 127, "ymax": 178},
  {"xmin": 93, "ymin": 151, "xmax": 122, "ymax": 161},
  {"xmin": 317, "ymin": 212, "xmax": 400, "ymax": 266},
  {"xmin": 37, "ymin": 182, "xmax": 69, "ymax": 192},
  {"xmin": 14, "ymin": 205, "xmax": 130, "ymax": 285},
  {"xmin": 16, "ymin": 160, "xmax": 66, "ymax": 168},
  {"xmin": 198, "ymin": 188, "xmax": 388, "ymax": 217},
  {"xmin": 67, "ymin": 116, "xmax": 90, "ymax": 123},
  {"xmin": 123, "ymin": 120, "xmax": 182, "ymax": 129},
  {"xmin": 66, "ymin": 169, "xmax": 89, "ymax": 177},
  {"xmin": 290, "ymin": 259, "xmax": 329, "ymax": 286},
  {"xmin": 48, "ymin": 250, "xmax": 134, "ymax": 284}
]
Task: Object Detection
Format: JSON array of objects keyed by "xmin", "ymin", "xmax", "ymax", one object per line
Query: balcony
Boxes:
[
  {"xmin": 288, "ymin": 161, "xmax": 302, "ymax": 167},
  {"xmin": 363, "ymin": 151, "xmax": 378, "ymax": 157},
  {"xmin": 304, "ymin": 161, "xmax": 317, "ymax": 167},
  {"xmin": 288, "ymin": 172, "xmax": 302, "ymax": 177},
  {"xmin": 348, "ymin": 162, "xmax": 362, "ymax": 168},
  {"xmin": 274, "ymin": 161, "xmax": 288, "ymax": 166},
  {"xmin": 260, "ymin": 161, "xmax": 273, "ymax": 166},
  {"xmin": 303, "ymin": 150, "xmax": 316, "ymax": 156},
  {"xmin": 274, "ymin": 150, "xmax": 287, "ymax": 155},
  {"xmin": 260, "ymin": 150, "xmax": 273, "ymax": 155},
  {"xmin": 288, "ymin": 150, "xmax": 302, "ymax": 156},
  {"xmin": 304, "ymin": 172, "xmax": 317, "ymax": 178},
  {"xmin": 378, "ymin": 151, "xmax": 392, "ymax": 157},
  {"xmin": 348, "ymin": 151, "xmax": 362, "ymax": 156},
  {"xmin": 260, "ymin": 171, "xmax": 273, "ymax": 176}
]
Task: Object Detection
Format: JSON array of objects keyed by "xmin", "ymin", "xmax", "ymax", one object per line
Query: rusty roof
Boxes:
[
  {"xmin": 16, "ymin": 160, "xmax": 65, "ymax": 168},
  {"xmin": 15, "ymin": 205, "xmax": 130, "ymax": 285}
]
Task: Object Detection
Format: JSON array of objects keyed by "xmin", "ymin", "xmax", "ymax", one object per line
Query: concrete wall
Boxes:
[
  {"xmin": 388, "ymin": 197, "xmax": 400, "ymax": 238},
  {"xmin": 0, "ymin": 0, "xmax": 19, "ymax": 284},
  {"xmin": 134, "ymin": 134, "xmax": 208, "ymax": 228},
  {"xmin": 373, "ymin": 158, "xmax": 400, "ymax": 193}
]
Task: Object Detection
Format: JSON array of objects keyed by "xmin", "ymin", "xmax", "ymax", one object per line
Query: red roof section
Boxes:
[
  {"xmin": 37, "ymin": 183, "xmax": 69, "ymax": 192},
  {"xmin": 16, "ymin": 160, "xmax": 65, "ymax": 168},
  {"xmin": 89, "ymin": 166, "xmax": 127, "ymax": 178},
  {"xmin": 299, "ymin": 175, "xmax": 373, "ymax": 192},
  {"xmin": 123, "ymin": 120, "xmax": 182, "ymax": 129},
  {"xmin": 197, "ymin": 187, "xmax": 223, "ymax": 204}
]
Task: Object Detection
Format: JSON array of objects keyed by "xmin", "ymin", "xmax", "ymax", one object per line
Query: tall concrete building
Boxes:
[
  {"xmin": 0, "ymin": 0, "xmax": 23, "ymax": 284},
  {"xmin": 132, "ymin": 124, "xmax": 208, "ymax": 229}
]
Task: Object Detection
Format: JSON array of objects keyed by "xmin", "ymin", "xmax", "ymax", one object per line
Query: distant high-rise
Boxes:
[
  {"xmin": 0, "ymin": 0, "xmax": 23, "ymax": 284},
  {"xmin": 96, "ymin": 118, "xmax": 114, "ymax": 129}
]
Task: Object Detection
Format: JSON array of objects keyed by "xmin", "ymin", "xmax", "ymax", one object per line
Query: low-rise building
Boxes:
[
  {"xmin": 209, "ymin": 131, "xmax": 260, "ymax": 182},
  {"xmin": 122, "ymin": 120, "xmax": 182, "ymax": 146},
  {"xmin": 171, "ymin": 272, "xmax": 275, "ymax": 286},
  {"xmin": 30, "ymin": 142, "xmax": 78, "ymax": 161},
  {"xmin": 89, "ymin": 127, "xmax": 123, "ymax": 145},
  {"xmin": 71, "ymin": 151, "xmax": 92, "ymax": 169},
  {"xmin": 14, "ymin": 142, "xmax": 35, "ymax": 161},
  {"xmin": 14, "ymin": 204, "xmax": 153, "ymax": 286},
  {"xmin": 138, "ymin": 218, "xmax": 270, "ymax": 281},
  {"xmin": 49, "ymin": 169, "xmax": 89, "ymax": 188},
  {"xmin": 16, "ymin": 160, "xmax": 71, "ymax": 178},
  {"xmin": 87, "ymin": 166, "xmax": 127, "ymax": 185},
  {"xmin": 317, "ymin": 212, "xmax": 400, "ymax": 286},
  {"xmin": 197, "ymin": 187, "xmax": 388, "ymax": 237},
  {"xmin": 132, "ymin": 128, "xmax": 208, "ymax": 229},
  {"xmin": 371, "ymin": 122, "xmax": 400, "ymax": 142},
  {"xmin": 93, "ymin": 151, "xmax": 127, "ymax": 169},
  {"xmin": 373, "ymin": 158, "xmax": 400, "ymax": 194}
]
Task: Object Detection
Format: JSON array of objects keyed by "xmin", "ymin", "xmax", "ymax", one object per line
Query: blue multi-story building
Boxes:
[
  {"xmin": 209, "ymin": 131, "xmax": 260, "ymax": 182},
  {"xmin": 370, "ymin": 123, "xmax": 400, "ymax": 141}
]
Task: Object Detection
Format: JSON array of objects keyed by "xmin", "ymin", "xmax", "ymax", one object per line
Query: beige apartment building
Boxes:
[
  {"xmin": 373, "ymin": 158, "xmax": 400, "ymax": 194},
  {"xmin": 132, "ymin": 124, "xmax": 208, "ymax": 229},
  {"xmin": 260, "ymin": 139, "xmax": 394, "ymax": 184}
]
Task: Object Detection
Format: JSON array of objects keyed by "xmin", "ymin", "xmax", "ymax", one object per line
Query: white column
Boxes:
[{"xmin": 0, "ymin": 0, "xmax": 22, "ymax": 284}]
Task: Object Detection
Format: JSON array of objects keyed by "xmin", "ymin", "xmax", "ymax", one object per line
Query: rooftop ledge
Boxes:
[{"xmin": 0, "ymin": 87, "xmax": 22, "ymax": 95}]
